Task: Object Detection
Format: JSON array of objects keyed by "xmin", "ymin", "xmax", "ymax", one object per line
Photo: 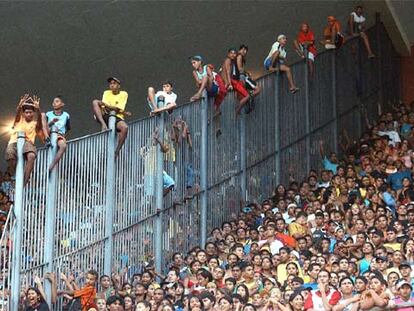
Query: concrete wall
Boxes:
[{"xmin": 0, "ymin": 0, "xmax": 395, "ymax": 168}]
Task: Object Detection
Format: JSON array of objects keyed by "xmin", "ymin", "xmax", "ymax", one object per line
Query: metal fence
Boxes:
[{"xmin": 0, "ymin": 21, "xmax": 401, "ymax": 310}]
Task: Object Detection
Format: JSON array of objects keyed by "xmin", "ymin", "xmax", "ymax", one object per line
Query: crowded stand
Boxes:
[{"xmin": 0, "ymin": 5, "xmax": 413, "ymax": 311}]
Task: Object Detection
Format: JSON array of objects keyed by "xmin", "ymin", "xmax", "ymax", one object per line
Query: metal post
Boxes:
[
  {"xmin": 44, "ymin": 126, "xmax": 58, "ymax": 306},
  {"xmin": 331, "ymin": 51, "xmax": 339, "ymax": 155},
  {"xmin": 375, "ymin": 12, "xmax": 383, "ymax": 116},
  {"xmin": 304, "ymin": 51, "xmax": 311, "ymax": 173},
  {"xmin": 275, "ymin": 72, "xmax": 281, "ymax": 185},
  {"xmin": 200, "ymin": 90, "xmax": 208, "ymax": 247},
  {"xmin": 240, "ymin": 113, "xmax": 247, "ymax": 205},
  {"xmin": 104, "ymin": 111, "xmax": 116, "ymax": 275},
  {"xmin": 155, "ymin": 112, "xmax": 165, "ymax": 273},
  {"xmin": 10, "ymin": 131, "xmax": 25, "ymax": 311}
]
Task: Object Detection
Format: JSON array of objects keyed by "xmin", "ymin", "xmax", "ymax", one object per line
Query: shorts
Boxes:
[
  {"xmin": 231, "ymin": 79, "xmax": 249, "ymax": 98},
  {"xmin": 102, "ymin": 113, "xmax": 123, "ymax": 126},
  {"xmin": 207, "ymin": 83, "xmax": 219, "ymax": 97},
  {"xmin": 5, "ymin": 141, "xmax": 37, "ymax": 161},
  {"xmin": 264, "ymin": 57, "xmax": 284, "ymax": 70},
  {"xmin": 299, "ymin": 45, "xmax": 315, "ymax": 61}
]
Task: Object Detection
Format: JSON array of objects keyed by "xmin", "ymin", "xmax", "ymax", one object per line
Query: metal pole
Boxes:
[
  {"xmin": 155, "ymin": 112, "xmax": 165, "ymax": 273},
  {"xmin": 10, "ymin": 131, "xmax": 25, "ymax": 311},
  {"xmin": 331, "ymin": 51, "xmax": 339, "ymax": 155},
  {"xmin": 200, "ymin": 90, "xmax": 208, "ymax": 247},
  {"xmin": 240, "ymin": 113, "xmax": 247, "ymax": 205},
  {"xmin": 104, "ymin": 111, "xmax": 116, "ymax": 275},
  {"xmin": 375, "ymin": 12, "xmax": 383, "ymax": 116},
  {"xmin": 44, "ymin": 126, "xmax": 58, "ymax": 306},
  {"xmin": 274, "ymin": 72, "xmax": 281, "ymax": 185},
  {"xmin": 304, "ymin": 50, "xmax": 311, "ymax": 173}
]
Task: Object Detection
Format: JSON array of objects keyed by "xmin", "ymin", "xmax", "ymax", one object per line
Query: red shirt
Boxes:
[
  {"xmin": 304, "ymin": 289, "xmax": 341, "ymax": 311},
  {"xmin": 297, "ymin": 30, "xmax": 317, "ymax": 56}
]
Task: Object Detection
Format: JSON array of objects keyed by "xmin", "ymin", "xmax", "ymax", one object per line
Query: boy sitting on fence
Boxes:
[
  {"xmin": 147, "ymin": 81, "xmax": 177, "ymax": 115},
  {"xmin": 42, "ymin": 95, "xmax": 71, "ymax": 171}
]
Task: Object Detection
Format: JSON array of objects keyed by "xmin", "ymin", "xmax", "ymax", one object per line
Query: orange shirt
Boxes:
[
  {"xmin": 297, "ymin": 30, "xmax": 317, "ymax": 56},
  {"xmin": 9, "ymin": 119, "xmax": 37, "ymax": 144},
  {"xmin": 73, "ymin": 285, "xmax": 96, "ymax": 311},
  {"xmin": 324, "ymin": 21, "xmax": 341, "ymax": 40}
]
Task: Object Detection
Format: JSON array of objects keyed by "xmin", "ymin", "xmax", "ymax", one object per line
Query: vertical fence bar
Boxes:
[
  {"xmin": 104, "ymin": 112, "xmax": 116, "ymax": 275},
  {"xmin": 10, "ymin": 132, "xmax": 25, "ymax": 311},
  {"xmin": 155, "ymin": 112, "xmax": 165, "ymax": 273},
  {"xmin": 331, "ymin": 51, "xmax": 339, "ymax": 154},
  {"xmin": 375, "ymin": 13, "xmax": 383, "ymax": 115},
  {"xmin": 275, "ymin": 72, "xmax": 281, "ymax": 185},
  {"xmin": 240, "ymin": 113, "xmax": 246, "ymax": 204},
  {"xmin": 200, "ymin": 91, "xmax": 208, "ymax": 247},
  {"xmin": 304, "ymin": 52, "xmax": 311, "ymax": 173},
  {"xmin": 43, "ymin": 126, "xmax": 58, "ymax": 306}
]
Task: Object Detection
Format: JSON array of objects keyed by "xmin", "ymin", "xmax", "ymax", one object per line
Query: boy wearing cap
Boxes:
[
  {"xmin": 391, "ymin": 280, "xmax": 414, "ymax": 310},
  {"xmin": 6, "ymin": 94, "xmax": 43, "ymax": 185},
  {"xmin": 147, "ymin": 81, "xmax": 177, "ymax": 115},
  {"xmin": 42, "ymin": 95, "xmax": 71, "ymax": 171},
  {"xmin": 264, "ymin": 34, "xmax": 299, "ymax": 94},
  {"xmin": 221, "ymin": 48, "xmax": 250, "ymax": 115},
  {"xmin": 92, "ymin": 77, "xmax": 129, "ymax": 156}
]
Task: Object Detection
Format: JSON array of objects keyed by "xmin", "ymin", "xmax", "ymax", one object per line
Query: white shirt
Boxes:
[
  {"xmin": 377, "ymin": 130, "xmax": 401, "ymax": 146},
  {"xmin": 155, "ymin": 91, "xmax": 177, "ymax": 105},
  {"xmin": 351, "ymin": 12, "xmax": 366, "ymax": 24},
  {"xmin": 266, "ymin": 42, "xmax": 287, "ymax": 60}
]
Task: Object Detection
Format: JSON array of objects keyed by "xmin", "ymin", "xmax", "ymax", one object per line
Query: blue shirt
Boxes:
[
  {"xmin": 46, "ymin": 111, "xmax": 71, "ymax": 135},
  {"xmin": 323, "ymin": 156, "xmax": 338, "ymax": 174},
  {"xmin": 386, "ymin": 170, "xmax": 412, "ymax": 191}
]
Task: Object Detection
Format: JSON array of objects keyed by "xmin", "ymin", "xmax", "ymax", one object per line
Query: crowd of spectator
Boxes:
[{"xmin": 2, "ymin": 4, "xmax": 412, "ymax": 311}]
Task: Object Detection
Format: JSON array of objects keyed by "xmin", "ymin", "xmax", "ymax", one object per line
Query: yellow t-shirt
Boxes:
[
  {"xmin": 9, "ymin": 119, "xmax": 37, "ymax": 144},
  {"xmin": 102, "ymin": 90, "xmax": 128, "ymax": 119},
  {"xmin": 288, "ymin": 222, "xmax": 307, "ymax": 237}
]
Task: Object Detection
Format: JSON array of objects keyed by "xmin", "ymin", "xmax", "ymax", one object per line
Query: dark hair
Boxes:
[
  {"xmin": 99, "ymin": 274, "xmax": 110, "ymax": 282},
  {"xmin": 239, "ymin": 44, "xmax": 248, "ymax": 51},
  {"xmin": 339, "ymin": 276, "xmax": 354, "ymax": 286},
  {"xmin": 162, "ymin": 80, "xmax": 173, "ymax": 87},
  {"xmin": 87, "ymin": 270, "xmax": 98, "ymax": 281},
  {"xmin": 106, "ymin": 295, "xmax": 125, "ymax": 307},
  {"xmin": 26, "ymin": 287, "xmax": 46, "ymax": 303}
]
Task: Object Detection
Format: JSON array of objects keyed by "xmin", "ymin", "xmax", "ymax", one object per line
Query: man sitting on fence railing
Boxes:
[
  {"xmin": 264, "ymin": 34, "xmax": 300, "ymax": 94},
  {"xmin": 321, "ymin": 16, "xmax": 344, "ymax": 50},
  {"xmin": 147, "ymin": 80, "xmax": 177, "ymax": 116},
  {"xmin": 236, "ymin": 45, "xmax": 261, "ymax": 114},
  {"xmin": 92, "ymin": 77, "xmax": 130, "ymax": 157},
  {"xmin": 6, "ymin": 94, "xmax": 43, "ymax": 185},
  {"xmin": 42, "ymin": 95, "xmax": 71, "ymax": 172},
  {"xmin": 347, "ymin": 6, "xmax": 375, "ymax": 59},
  {"xmin": 294, "ymin": 23, "xmax": 317, "ymax": 77},
  {"xmin": 221, "ymin": 48, "xmax": 251, "ymax": 115}
]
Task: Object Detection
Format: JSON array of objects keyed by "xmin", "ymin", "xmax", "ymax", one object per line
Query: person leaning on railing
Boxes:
[
  {"xmin": 92, "ymin": 76, "xmax": 130, "ymax": 157},
  {"xmin": 5, "ymin": 94, "xmax": 43, "ymax": 185}
]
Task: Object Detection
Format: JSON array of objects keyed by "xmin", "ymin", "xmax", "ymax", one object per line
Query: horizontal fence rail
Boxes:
[{"xmin": 0, "ymin": 22, "xmax": 401, "ymax": 310}]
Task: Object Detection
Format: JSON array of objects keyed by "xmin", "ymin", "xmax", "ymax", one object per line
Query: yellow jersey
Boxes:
[{"xmin": 102, "ymin": 90, "xmax": 128, "ymax": 119}]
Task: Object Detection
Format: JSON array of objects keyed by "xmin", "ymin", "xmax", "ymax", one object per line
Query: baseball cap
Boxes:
[
  {"xmin": 396, "ymin": 279, "xmax": 412, "ymax": 290},
  {"xmin": 189, "ymin": 55, "xmax": 203, "ymax": 62},
  {"xmin": 375, "ymin": 255, "xmax": 387, "ymax": 262},
  {"xmin": 107, "ymin": 76, "xmax": 121, "ymax": 84}
]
